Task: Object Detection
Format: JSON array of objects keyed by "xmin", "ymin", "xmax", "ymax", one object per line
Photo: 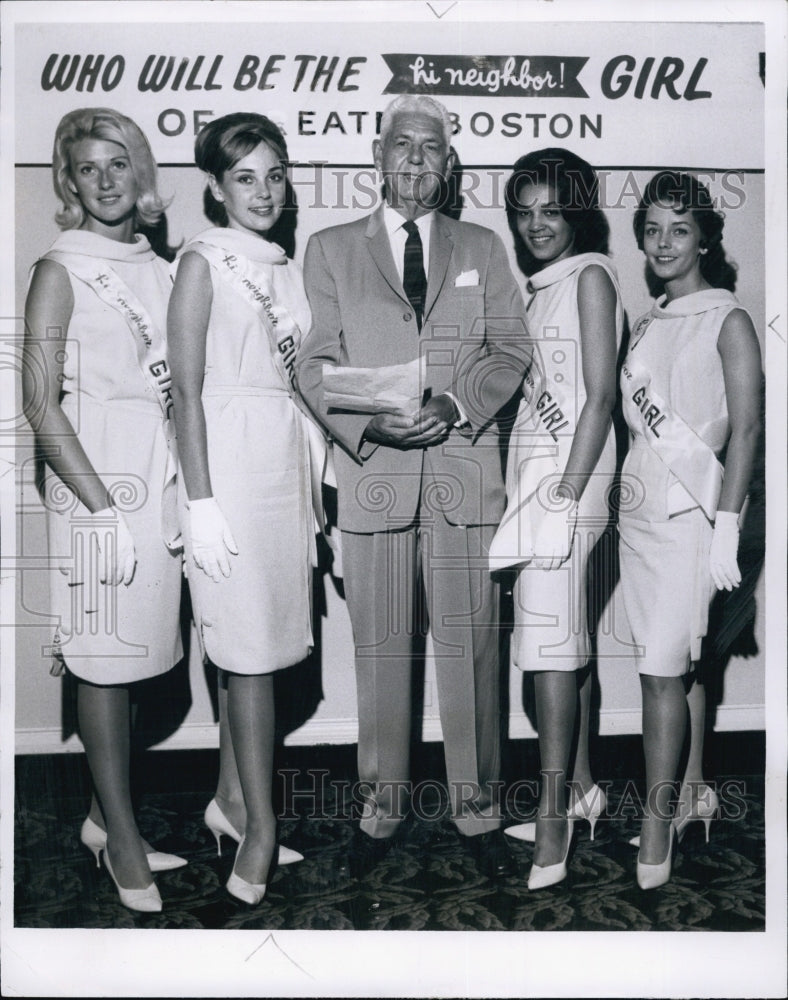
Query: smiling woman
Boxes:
[
  {"xmin": 206, "ymin": 143, "xmax": 287, "ymax": 237},
  {"xmin": 22, "ymin": 108, "xmax": 184, "ymax": 913},
  {"xmin": 491, "ymin": 146, "xmax": 622, "ymax": 889},
  {"xmin": 514, "ymin": 181, "xmax": 577, "ymax": 265},
  {"xmin": 67, "ymin": 140, "xmax": 138, "ymax": 229},
  {"xmin": 620, "ymin": 171, "xmax": 762, "ymax": 888},
  {"xmin": 167, "ymin": 112, "xmax": 329, "ymax": 906},
  {"xmin": 51, "ymin": 109, "xmax": 164, "ymax": 233}
]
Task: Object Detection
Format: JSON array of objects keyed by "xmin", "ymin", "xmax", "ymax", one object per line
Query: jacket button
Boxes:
[{"xmin": 403, "ymin": 312, "xmax": 412, "ymax": 322}]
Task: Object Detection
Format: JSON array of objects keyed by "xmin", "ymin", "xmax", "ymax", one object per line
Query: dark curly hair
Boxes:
[
  {"xmin": 504, "ymin": 147, "xmax": 609, "ymax": 276},
  {"xmin": 633, "ymin": 170, "xmax": 737, "ymax": 292}
]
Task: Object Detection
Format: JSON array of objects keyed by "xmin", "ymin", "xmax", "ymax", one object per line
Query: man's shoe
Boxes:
[
  {"xmin": 465, "ymin": 828, "xmax": 519, "ymax": 879},
  {"xmin": 335, "ymin": 829, "xmax": 396, "ymax": 880}
]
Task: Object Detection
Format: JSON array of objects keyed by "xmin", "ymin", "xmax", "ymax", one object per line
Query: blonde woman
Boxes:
[{"xmin": 23, "ymin": 108, "xmax": 183, "ymax": 913}]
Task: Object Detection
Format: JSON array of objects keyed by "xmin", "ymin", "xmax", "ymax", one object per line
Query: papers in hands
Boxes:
[{"xmin": 322, "ymin": 357, "xmax": 428, "ymax": 417}]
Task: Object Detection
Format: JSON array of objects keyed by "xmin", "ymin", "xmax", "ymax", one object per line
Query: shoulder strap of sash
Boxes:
[
  {"xmin": 192, "ymin": 242, "xmax": 299, "ymax": 396},
  {"xmin": 621, "ymin": 354, "xmax": 723, "ymax": 520},
  {"xmin": 188, "ymin": 242, "xmax": 337, "ymax": 553},
  {"xmin": 45, "ymin": 251, "xmax": 173, "ymax": 425}
]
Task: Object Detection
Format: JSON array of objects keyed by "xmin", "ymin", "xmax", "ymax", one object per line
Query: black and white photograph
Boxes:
[{"xmin": 1, "ymin": 1, "xmax": 785, "ymax": 996}]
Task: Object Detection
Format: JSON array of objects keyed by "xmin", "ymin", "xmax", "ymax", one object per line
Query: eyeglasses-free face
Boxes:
[
  {"xmin": 515, "ymin": 182, "xmax": 577, "ymax": 267},
  {"xmin": 374, "ymin": 112, "xmax": 454, "ymax": 220},
  {"xmin": 68, "ymin": 138, "xmax": 139, "ymax": 238},
  {"xmin": 208, "ymin": 141, "xmax": 287, "ymax": 238}
]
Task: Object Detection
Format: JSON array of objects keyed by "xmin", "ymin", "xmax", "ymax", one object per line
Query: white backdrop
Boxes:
[{"xmin": 1, "ymin": 3, "xmax": 786, "ymax": 999}]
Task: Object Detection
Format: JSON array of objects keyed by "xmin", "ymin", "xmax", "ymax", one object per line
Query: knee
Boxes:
[{"xmin": 640, "ymin": 673, "xmax": 681, "ymax": 698}]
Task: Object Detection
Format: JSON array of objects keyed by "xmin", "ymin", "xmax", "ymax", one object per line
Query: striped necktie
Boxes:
[{"xmin": 402, "ymin": 219, "xmax": 427, "ymax": 331}]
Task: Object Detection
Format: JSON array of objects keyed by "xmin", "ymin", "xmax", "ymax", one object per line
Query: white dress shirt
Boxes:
[{"xmin": 379, "ymin": 203, "xmax": 467, "ymax": 428}]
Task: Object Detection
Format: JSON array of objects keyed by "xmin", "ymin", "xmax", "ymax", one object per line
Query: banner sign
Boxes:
[
  {"xmin": 13, "ymin": 19, "xmax": 764, "ymax": 168},
  {"xmin": 382, "ymin": 54, "xmax": 590, "ymax": 97}
]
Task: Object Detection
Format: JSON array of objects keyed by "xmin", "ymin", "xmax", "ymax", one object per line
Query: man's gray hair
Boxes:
[{"xmin": 379, "ymin": 95, "xmax": 453, "ymax": 148}]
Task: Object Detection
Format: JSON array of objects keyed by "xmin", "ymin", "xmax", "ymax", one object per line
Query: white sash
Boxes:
[
  {"xmin": 47, "ymin": 251, "xmax": 180, "ymax": 549},
  {"xmin": 194, "ymin": 243, "xmax": 299, "ymax": 389},
  {"xmin": 621, "ymin": 354, "xmax": 723, "ymax": 521},
  {"xmin": 489, "ymin": 358, "xmax": 576, "ymax": 571},
  {"xmin": 196, "ymin": 243, "xmax": 338, "ymax": 568}
]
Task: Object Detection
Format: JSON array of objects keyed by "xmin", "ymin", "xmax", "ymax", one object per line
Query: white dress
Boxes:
[
  {"xmin": 176, "ymin": 228, "xmax": 316, "ymax": 675},
  {"xmin": 505, "ymin": 253, "xmax": 623, "ymax": 672},
  {"xmin": 618, "ymin": 288, "xmax": 743, "ymax": 676},
  {"xmin": 39, "ymin": 230, "xmax": 182, "ymax": 684}
]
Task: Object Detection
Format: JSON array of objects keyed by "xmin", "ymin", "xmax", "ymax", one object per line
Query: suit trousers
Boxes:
[{"xmin": 341, "ymin": 507, "xmax": 504, "ymax": 838}]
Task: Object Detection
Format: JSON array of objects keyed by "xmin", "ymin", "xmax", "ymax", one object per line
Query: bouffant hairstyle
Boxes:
[
  {"xmin": 633, "ymin": 170, "xmax": 737, "ymax": 291},
  {"xmin": 52, "ymin": 107, "xmax": 166, "ymax": 231},
  {"xmin": 505, "ymin": 147, "xmax": 609, "ymax": 276},
  {"xmin": 195, "ymin": 112, "xmax": 289, "ymax": 227}
]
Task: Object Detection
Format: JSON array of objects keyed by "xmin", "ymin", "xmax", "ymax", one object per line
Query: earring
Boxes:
[{"xmin": 699, "ymin": 247, "xmax": 708, "ymax": 255}]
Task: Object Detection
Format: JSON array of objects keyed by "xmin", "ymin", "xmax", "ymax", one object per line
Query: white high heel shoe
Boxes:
[
  {"xmin": 628, "ymin": 783, "xmax": 719, "ymax": 847},
  {"xmin": 204, "ymin": 799, "xmax": 304, "ymax": 865},
  {"xmin": 226, "ymin": 836, "xmax": 267, "ymax": 906},
  {"xmin": 636, "ymin": 824, "xmax": 675, "ymax": 890},
  {"xmin": 103, "ymin": 849, "xmax": 162, "ymax": 913},
  {"xmin": 81, "ymin": 817, "xmax": 187, "ymax": 873},
  {"xmin": 506, "ymin": 784, "xmax": 607, "ymax": 843},
  {"xmin": 527, "ymin": 819, "xmax": 574, "ymax": 891}
]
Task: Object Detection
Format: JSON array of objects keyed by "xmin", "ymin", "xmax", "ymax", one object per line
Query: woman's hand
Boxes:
[
  {"xmin": 189, "ymin": 497, "xmax": 238, "ymax": 582},
  {"xmin": 709, "ymin": 510, "xmax": 741, "ymax": 591},
  {"xmin": 92, "ymin": 507, "xmax": 137, "ymax": 586},
  {"xmin": 531, "ymin": 502, "xmax": 578, "ymax": 570}
]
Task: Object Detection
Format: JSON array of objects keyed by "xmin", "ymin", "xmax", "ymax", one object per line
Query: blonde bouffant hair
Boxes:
[{"xmin": 52, "ymin": 107, "xmax": 167, "ymax": 231}]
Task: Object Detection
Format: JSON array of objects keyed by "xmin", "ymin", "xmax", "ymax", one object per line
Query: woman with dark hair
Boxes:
[
  {"xmin": 168, "ymin": 112, "xmax": 324, "ymax": 904},
  {"xmin": 22, "ymin": 108, "xmax": 184, "ymax": 912},
  {"xmin": 620, "ymin": 170, "xmax": 761, "ymax": 888},
  {"xmin": 490, "ymin": 148, "xmax": 622, "ymax": 889}
]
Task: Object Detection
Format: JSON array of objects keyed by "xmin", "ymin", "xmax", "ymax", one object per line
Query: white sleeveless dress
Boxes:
[
  {"xmin": 175, "ymin": 228, "xmax": 315, "ymax": 675},
  {"xmin": 618, "ymin": 288, "xmax": 745, "ymax": 675},
  {"xmin": 505, "ymin": 253, "xmax": 623, "ymax": 671},
  {"xmin": 39, "ymin": 230, "xmax": 182, "ymax": 684}
]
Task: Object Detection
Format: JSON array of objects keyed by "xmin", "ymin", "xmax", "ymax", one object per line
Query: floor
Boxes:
[{"xmin": 13, "ymin": 733, "xmax": 765, "ymax": 932}]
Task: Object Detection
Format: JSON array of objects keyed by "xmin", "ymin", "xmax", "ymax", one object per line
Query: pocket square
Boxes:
[{"xmin": 455, "ymin": 269, "xmax": 479, "ymax": 287}]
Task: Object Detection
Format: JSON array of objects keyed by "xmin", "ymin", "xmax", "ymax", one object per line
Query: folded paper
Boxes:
[{"xmin": 322, "ymin": 357, "xmax": 428, "ymax": 417}]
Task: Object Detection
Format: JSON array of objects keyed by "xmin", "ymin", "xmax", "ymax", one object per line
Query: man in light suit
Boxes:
[{"xmin": 297, "ymin": 94, "xmax": 530, "ymax": 879}]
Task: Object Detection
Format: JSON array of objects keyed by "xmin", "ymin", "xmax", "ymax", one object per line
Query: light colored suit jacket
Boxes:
[{"xmin": 297, "ymin": 207, "xmax": 531, "ymax": 533}]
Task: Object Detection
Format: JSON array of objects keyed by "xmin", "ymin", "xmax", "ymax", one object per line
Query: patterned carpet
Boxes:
[{"xmin": 13, "ymin": 735, "xmax": 765, "ymax": 932}]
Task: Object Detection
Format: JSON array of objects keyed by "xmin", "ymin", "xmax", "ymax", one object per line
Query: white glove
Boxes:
[
  {"xmin": 92, "ymin": 507, "xmax": 136, "ymax": 586},
  {"xmin": 531, "ymin": 502, "xmax": 578, "ymax": 571},
  {"xmin": 189, "ymin": 497, "xmax": 238, "ymax": 582},
  {"xmin": 709, "ymin": 510, "xmax": 741, "ymax": 591}
]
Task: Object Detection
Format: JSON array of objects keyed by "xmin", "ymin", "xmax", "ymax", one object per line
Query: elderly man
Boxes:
[{"xmin": 297, "ymin": 94, "xmax": 530, "ymax": 879}]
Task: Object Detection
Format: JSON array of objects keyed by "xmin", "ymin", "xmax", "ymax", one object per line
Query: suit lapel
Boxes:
[
  {"xmin": 425, "ymin": 213, "xmax": 454, "ymax": 321},
  {"xmin": 365, "ymin": 208, "xmax": 456, "ymax": 319},
  {"xmin": 366, "ymin": 207, "xmax": 408, "ymax": 305}
]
